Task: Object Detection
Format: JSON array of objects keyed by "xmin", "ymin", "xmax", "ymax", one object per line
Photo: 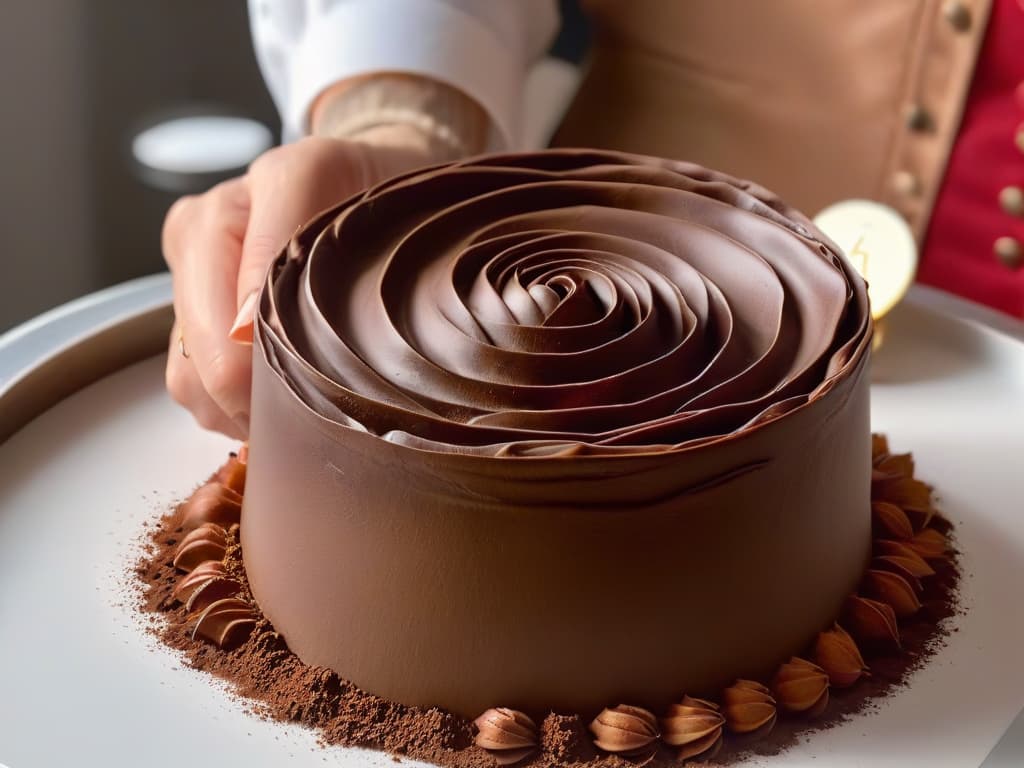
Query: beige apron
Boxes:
[{"xmin": 553, "ymin": 0, "xmax": 992, "ymax": 240}]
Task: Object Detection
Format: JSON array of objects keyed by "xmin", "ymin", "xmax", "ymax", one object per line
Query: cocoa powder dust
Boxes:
[{"xmin": 134, "ymin": 491, "xmax": 959, "ymax": 768}]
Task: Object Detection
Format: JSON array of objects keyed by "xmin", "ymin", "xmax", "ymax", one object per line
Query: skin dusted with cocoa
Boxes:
[{"xmin": 242, "ymin": 150, "xmax": 874, "ymax": 718}]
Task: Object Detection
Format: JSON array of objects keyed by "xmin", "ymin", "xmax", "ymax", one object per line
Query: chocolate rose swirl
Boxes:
[
  {"xmin": 258, "ymin": 150, "xmax": 868, "ymax": 453},
  {"xmin": 244, "ymin": 150, "xmax": 873, "ymax": 717}
]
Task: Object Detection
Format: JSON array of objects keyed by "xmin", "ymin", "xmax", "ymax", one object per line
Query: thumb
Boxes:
[
  {"xmin": 229, "ymin": 187, "xmax": 294, "ymax": 344},
  {"xmin": 229, "ymin": 172, "xmax": 333, "ymax": 344},
  {"xmin": 231, "ymin": 142, "xmax": 371, "ymax": 343}
]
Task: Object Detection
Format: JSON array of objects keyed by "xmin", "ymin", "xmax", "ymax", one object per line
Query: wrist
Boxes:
[
  {"xmin": 310, "ymin": 74, "xmax": 488, "ymax": 163},
  {"xmin": 346, "ymin": 122, "xmax": 443, "ymax": 162},
  {"xmin": 346, "ymin": 123, "xmax": 446, "ymax": 182}
]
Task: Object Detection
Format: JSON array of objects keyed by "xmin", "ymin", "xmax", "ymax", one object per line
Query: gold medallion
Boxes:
[{"xmin": 813, "ymin": 200, "xmax": 918, "ymax": 321}]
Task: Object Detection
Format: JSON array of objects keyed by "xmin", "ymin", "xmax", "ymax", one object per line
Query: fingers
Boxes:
[
  {"xmin": 165, "ymin": 321, "xmax": 246, "ymax": 439},
  {"xmin": 163, "ymin": 177, "xmax": 254, "ymax": 434},
  {"xmin": 162, "ymin": 136, "xmax": 433, "ymax": 438}
]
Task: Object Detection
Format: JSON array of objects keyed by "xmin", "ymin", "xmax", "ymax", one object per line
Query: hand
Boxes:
[{"xmin": 163, "ymin": 129, "xmax": 439, "ymax": 438}]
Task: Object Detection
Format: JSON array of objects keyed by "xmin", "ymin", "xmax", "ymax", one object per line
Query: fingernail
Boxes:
[{"xmin": 229, "ymin": 291, "xmax": 258, "ymax": 344}]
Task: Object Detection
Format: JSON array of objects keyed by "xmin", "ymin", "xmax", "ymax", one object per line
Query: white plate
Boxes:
[{"xmin": 0, "ymin": 289, "xmax": 1022, "ymax": 768}]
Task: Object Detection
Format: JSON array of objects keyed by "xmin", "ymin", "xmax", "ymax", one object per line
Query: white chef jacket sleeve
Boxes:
[{"xmin": 248, "ymin": 0, "xmax": 559, "ymax": 149}]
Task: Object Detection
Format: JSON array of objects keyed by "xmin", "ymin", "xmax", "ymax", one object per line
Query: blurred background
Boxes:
[
  {"xmin": 0, "ymin": 1, "xmax": 588, "ymax": 333},
  {"xmin": 1, "ymin": 3, "xmax": 275, "ymax": 332}
]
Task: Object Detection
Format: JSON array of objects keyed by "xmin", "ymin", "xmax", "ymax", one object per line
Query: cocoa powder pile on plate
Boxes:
[{"xmin": 135, "ymin": 467, "xmax": 959, "ymax": 768}]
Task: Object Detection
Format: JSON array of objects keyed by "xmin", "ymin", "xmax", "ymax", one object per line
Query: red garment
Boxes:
[{"xmin": 919, "ymin": 0, "xmax": 1024, "ymax": 317}]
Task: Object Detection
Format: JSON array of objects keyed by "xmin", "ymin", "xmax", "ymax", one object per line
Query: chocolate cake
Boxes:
[{"xmin": 242, "ymin": 149, "xmax": 873, "ymax": 720}]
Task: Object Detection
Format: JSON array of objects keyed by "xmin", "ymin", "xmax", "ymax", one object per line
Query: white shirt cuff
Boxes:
[{"xmin": 287, "ymin": 0, "xmax": 526, "ymax": 150}]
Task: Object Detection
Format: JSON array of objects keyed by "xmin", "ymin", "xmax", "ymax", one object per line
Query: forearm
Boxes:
[{"xmin": 311, "ymin": 74, "xmax": 489, "ymax": 161}]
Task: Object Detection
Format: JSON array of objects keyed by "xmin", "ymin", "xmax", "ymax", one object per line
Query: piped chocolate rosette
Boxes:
[{"xmin": 243, "ymin": 152, "xmax": 876, "ymax": 721}]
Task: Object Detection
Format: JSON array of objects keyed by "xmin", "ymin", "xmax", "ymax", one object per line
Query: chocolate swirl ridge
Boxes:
[{"xmin": 258, "ymin": 150, "xmax": 870, "ymax": 456}]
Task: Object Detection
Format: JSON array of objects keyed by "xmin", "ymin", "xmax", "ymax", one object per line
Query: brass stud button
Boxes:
[
  {"xmin": 994, "ymin": 236, "xmax": 1023, "ymax": 269},
  {"xmin": 1000, "ymin": 186, "xmax": 1024, "ymax": 217},
  {"xmin": 905, "ymin": 104, "xmax": 933, "ymax": 132},
  {"xmin": 943, "ymin": 0, "xmax": 973, "ymax": 31},
  {"xmin": 892, "ymin": 171, "xmax": 921, "ymax": 196}
]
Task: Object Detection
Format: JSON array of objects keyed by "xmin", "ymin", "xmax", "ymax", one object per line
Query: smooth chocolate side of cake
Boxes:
[
  {"xmin": 243, "ymin": 347, "xmax": 871, "ymax": 717},
  {"xmin": 240, "ymin": 150, "xmax": 873, "ymax": 719}
]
